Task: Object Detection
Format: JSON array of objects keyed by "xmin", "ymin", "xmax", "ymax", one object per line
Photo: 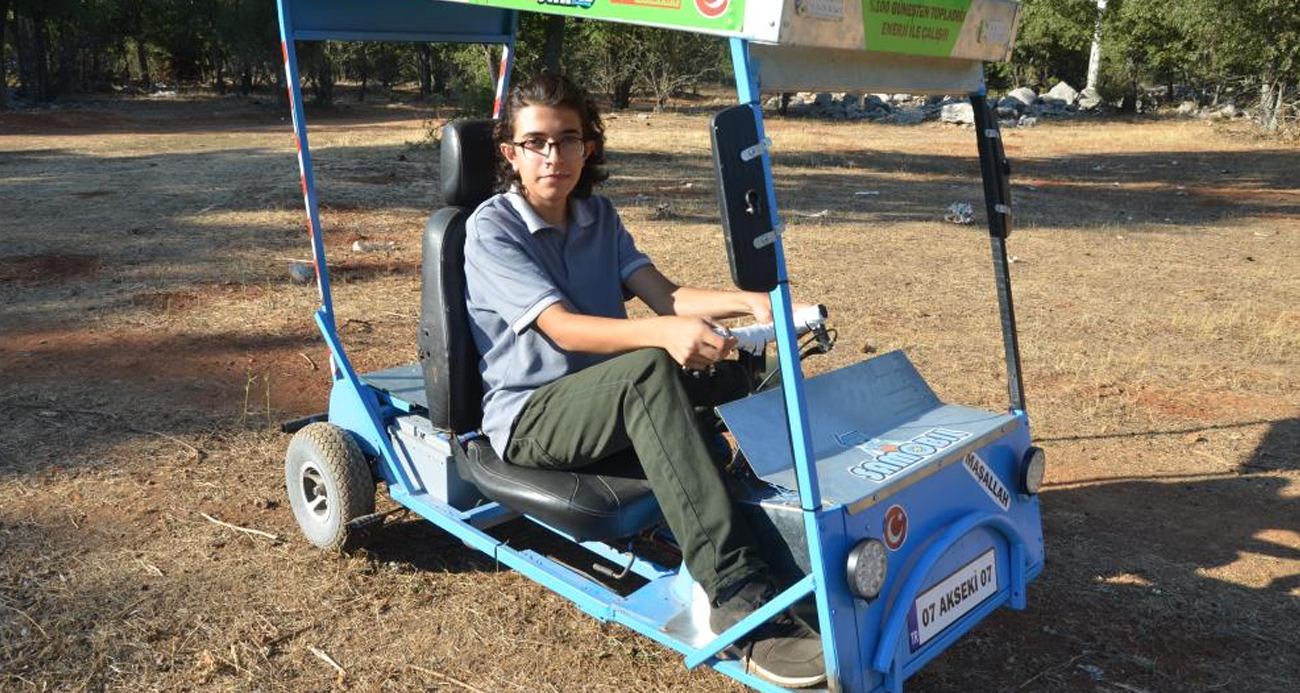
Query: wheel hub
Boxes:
[{"xmin": 300, "ymin": 462, "xmax": 330, "ymax": 524}]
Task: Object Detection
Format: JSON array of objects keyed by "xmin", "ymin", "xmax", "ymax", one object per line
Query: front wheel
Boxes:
[{"xmin": 285, "ymin": 422, "xmax": 375, "ymax": 551}]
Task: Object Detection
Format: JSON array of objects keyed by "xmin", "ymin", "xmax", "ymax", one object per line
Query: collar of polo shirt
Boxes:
[{"xmin": 505, "ymin": 190, "xmax": 595, "ymax": 234}]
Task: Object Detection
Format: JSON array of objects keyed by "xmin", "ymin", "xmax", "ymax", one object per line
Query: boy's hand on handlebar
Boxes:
[{"xmin": 658, "ymin": 316, "xmax": 737, "ymax": 370}]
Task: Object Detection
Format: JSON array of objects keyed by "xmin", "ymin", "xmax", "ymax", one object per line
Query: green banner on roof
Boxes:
[
  {"xmin": 862, "ymin": 0, "xmax": 972, "ymax": 57},
  {"xmin": 480, "ymin": 0, "xmax": 748, "ymax": 33}
]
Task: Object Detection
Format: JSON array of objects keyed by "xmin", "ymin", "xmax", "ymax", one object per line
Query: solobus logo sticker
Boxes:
[
  {"xmin": 695, "ymin": 0, "xmax": 728, "ymax": 18},
  {"xmin": 883, "ymin": 504, "xmax": 908, "ymax": 551},
  {"xmin": 847, "ymin": 428, "xmax": 971, "ymax": 482},
  {"xmin": 963, "ymin": 452, "xmax": 1010, "ymax": 510}
]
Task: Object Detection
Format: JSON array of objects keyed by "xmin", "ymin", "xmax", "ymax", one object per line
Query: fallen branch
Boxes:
[
  {"xmin": 299, "ymin": 352, "xmax": 318, "ymax": 371},
  {"xmin": 0, "ymin": 601, "xmax": 49, "ymax": 639},
  {"xmin": 409, "ymin": 664, "xmax": 490, "ymax": 693},
  {"xmin": 0, "ymin": 404, "xmax": 205, "ymax": 461},
  {"xmin": 1017, "ymin": 651, "xmax": 1091, "ymax": 690},
  {"xmin": 128, "ymin": 425, "xmax": 205, "ymax": 462},
  {"xmin": 200, "ymin": 512, "xmax": 280, "ymax": 541},
  {"xmin": 307, "ymin": 645, "xmax": 346, "ymax": 682}
]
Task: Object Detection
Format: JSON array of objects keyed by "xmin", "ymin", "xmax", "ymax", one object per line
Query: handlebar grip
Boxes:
[{"xmin": 729, "ymin": 304, "xmax": 828, "ymax": 353}]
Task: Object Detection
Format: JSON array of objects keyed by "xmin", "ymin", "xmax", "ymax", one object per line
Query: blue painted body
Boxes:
[{"xmin": 274, "ymin": 2, "xmax": 1045, "ymax": 691}]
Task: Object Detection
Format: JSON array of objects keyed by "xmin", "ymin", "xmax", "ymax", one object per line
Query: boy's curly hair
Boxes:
[{"xmin": 494, "ymin": 72, "xmax": 608, "ymax": 199}]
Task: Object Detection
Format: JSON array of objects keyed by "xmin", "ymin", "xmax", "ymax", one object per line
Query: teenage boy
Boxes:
[{"xmin": 463, "ymin": 72, "xmax": 824, "ymax": 688}]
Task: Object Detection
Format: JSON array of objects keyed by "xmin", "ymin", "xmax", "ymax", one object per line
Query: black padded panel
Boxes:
[
  {"xmin": 459, "ymin": 439, "xmax": 663, "ymax": 541},
  {"xmin": 418, "ymin": 208, "xmax": 483, "ymax": 432},
  {"xmin": 440, "ymin": 119, "xmax": 498, "ymax": 209},
  {"xmin": 710, "ymin": 104, "xmax": 778, "ymax": 292}
]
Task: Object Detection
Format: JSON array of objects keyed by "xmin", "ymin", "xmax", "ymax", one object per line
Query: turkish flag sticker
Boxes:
[
  {"xmin": 883, "ymin": 504, "xmax": 908, "ymax": 551},
  {"xmin": 695, "ymin": 0, "xmax": 728, "ymax": 18}
]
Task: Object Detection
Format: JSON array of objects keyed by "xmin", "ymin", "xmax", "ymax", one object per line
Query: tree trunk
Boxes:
[
  {"xmin": 0, "ymin": 0, "xmax": 10, "ymax": 110},
  {"xmin": 135, "ymin": 37, "xmax": 150, "ymax": 89},
  {"xmin": 541, "ymin": 15, "xmax": 565, "ymax": 72},
  {"xmin": 612, "ymin": 75, "xmax": 633, "ymax": 109},
  {"xmin": 482, "ymin": 45, "xmax": 495, "ymax": 88},
  {"xmin": 313, "ymin": 46, "xmax": 333, "ymax": 107},
  {"xmin": 432, "ymin": 47, "xmax": 448, "ymax": 95},
  {"xmin": 239, "ymin": 63, "xmax": 253, "ymax": 97},
  {"xmin": 275, "ymin": 48, "xmax": 289, "ymax": 113},
  {"xmin": 214, "ymin": 48, "xmax": 226, "ymax": 95},
  {"xmin": 1260, "ymin": 77, "xmax": 1285, "ymax": 133},
  {"xmin": 14, "ymin": 16, "xmax": 30, "ymax": 100},
  {"xmin": 1085, "ymin": 0, "xmax": 1107, "ymax": 90},
  {"xmin": 31, "ymin": 12, "xmax": 52, "ymax": 102},
  {"xmin": 418, "ymin": 45, "xmax": 432, "ymax": 97}
]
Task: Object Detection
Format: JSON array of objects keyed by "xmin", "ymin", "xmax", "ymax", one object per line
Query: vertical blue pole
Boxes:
[
  {"xmin": 729, "ymin": 38, "xmax": 843, "ymax": 690},
  {"xmin": 276, "ymin": 0, "xmax": 336, "ymax": 333},
  {"xmin": 492, "ymin": 13, "xmax": 517, "ymax": 119},
  {"xmin": 275, "ymin": 0, "xmax": 414, "ymax": 494}
]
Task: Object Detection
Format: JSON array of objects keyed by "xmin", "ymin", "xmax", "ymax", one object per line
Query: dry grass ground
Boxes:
[{"xmin": 1, "ymin": 92, "xmax": 1297, "ymax": 693}]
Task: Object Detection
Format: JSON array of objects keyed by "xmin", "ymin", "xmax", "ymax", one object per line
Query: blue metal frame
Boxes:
[
  {"xmin": 275, "ymin": 3, "xmax": 1045, "ymax": 692},
  {"xmin": 729, "ymin": 37, "xmax": 850, "ymax": 689}
]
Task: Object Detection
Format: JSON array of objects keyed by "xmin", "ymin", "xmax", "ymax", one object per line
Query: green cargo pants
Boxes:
[{"xmin": 505, "ymin": 347, "xmax": 767, "ymax": 601}]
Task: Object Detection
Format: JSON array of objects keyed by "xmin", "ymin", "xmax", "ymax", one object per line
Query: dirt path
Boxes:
[{"xmin": 1, "ymin": 95, "xmax": 1297, "ymax": 692}]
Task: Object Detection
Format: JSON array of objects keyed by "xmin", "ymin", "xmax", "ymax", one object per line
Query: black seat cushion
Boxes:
[
  {"xmin": 459, "ymin": 439, "xmax": 663, "ymax": 541},
  {"xmin": 420, "ymin": 120, "xmax": 663, "ymax": 541}
]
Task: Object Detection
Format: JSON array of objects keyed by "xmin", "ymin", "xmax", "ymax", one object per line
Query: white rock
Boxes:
[
  {"xmin": 1210, "ymin": 104, "xmax": 1240, "ymax": 120},
  {"xmin": 288, "ymin": 262, "xmax": 315, "ymax": 284},
  {"xmin": 1043, "ymin": 81, "xmax": 1079, "ymax": 105},
  {"xmin": 1078, "ymin": 87, "xmax": 1104, "ymax": 111},
  {"xmin": 1175, "ymin": 100, "xmax": 1198, "ymax": 115},
  {"xmin": 1007, "ymin": 87, "xmax": 1038, "ymax": 109},
  {"xmin": 940, "ymin": 102, "xmax": 975, "ymax": 125},
  {"xmin": 352, "ymin": 240, "xmax": 396, "ymax": 252}
]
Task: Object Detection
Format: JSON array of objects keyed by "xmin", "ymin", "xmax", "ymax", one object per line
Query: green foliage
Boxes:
[
  {"xmin": 990, "ymin": 0, "xmax": 1095, "ymax": 89},
  {"xmin": 1, "ymin": 0, "xmax": 1295, "ymax": 130}
]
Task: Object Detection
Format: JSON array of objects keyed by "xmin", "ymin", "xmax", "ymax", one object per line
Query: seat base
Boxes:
[{"xmin": 457, "ymin": 438, "xmax": 664, "ymax": 542}]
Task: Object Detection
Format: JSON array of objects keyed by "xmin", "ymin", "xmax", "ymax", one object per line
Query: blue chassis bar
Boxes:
[{"xmin": 275, "ymin": 2, "xmax": 1041, "ymax": 691}]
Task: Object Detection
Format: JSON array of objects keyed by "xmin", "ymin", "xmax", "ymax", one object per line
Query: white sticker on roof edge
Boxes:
[{"xmin": 962, "ymin": 451, "xmax": 1010, "ymax": 511}]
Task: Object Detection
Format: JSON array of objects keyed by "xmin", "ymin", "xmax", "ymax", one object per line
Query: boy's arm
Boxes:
[
  {"xmin": 534, "ymin": 304, "xmax": 736, "ymax": 371},
  {"xmin": 624, "ymin": 266, "xmax": 774, "ymax": 323}
]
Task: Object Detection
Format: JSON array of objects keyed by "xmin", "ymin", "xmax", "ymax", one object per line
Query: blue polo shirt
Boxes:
[{"xmin": 464, "ymin": 191, "xmax": 653, "ymax": 457}]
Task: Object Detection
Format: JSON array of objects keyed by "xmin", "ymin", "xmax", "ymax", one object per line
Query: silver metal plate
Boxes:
[{"xmin": 717, "ymin": 351, "xmax": 1017, "ymax": 509}]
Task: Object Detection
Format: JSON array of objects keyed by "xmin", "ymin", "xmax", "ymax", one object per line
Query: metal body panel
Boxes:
[
  {"xmin": 719, "ymin": 351, "xmax": 1019, "ymax": 509},
  {"xmin": 751, "ymin": 43, "xmax": 984, "ymax": 94},
  {"xmin": 391, "ymin": 414, "xmax": 485, "ymax": 507},
  {"xmin": 361, "ymin": 362, "xmax": 427, "ymax": 409}
]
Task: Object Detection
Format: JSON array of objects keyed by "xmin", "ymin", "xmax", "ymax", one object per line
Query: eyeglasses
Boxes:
[{"xmin": 513, "ymin": 135, "xmax": 587, "ymax": 160}]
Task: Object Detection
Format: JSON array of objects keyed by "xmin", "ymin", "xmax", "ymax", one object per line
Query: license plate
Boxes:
[{"xmin": 907, "ymin": 549, "xmax": 998, "ymax": 652}]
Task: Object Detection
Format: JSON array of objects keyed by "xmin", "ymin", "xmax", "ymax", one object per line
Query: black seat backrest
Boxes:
[{"xmin": 418, "ymin": 120, "xmax": 497, "ymax": 432}]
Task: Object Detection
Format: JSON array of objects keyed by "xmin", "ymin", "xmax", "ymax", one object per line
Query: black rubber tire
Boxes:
[{"xmin": 285, "ymin": 422, "xmax": 375, "ymax": 551}]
